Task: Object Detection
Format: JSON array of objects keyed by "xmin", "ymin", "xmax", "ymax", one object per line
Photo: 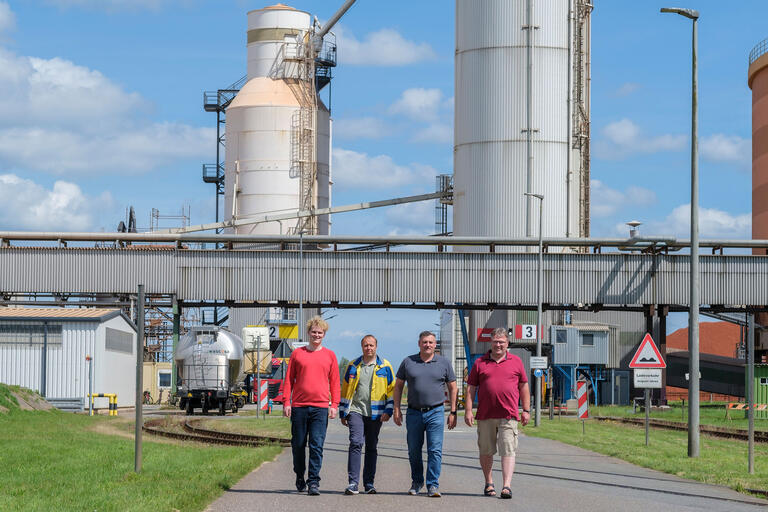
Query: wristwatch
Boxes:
[
  {"xmin": 449, "ymin": 410, "xmax": 457, "ymax": 415},
  {"xmin": 522, "ymin": 409, "xmax": 530, "ymax": 413}
]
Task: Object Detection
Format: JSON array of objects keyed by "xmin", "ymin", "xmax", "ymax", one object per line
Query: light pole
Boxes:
[
  {"xmin": 524, "ymin": 192, "xmax": 543, "ymax": 427},
  {"xmin": 660, "ymin": 6, "xmax": 700, "ymax": 457}
]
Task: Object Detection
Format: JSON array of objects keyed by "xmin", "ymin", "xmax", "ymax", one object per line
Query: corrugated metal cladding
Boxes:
[
  {"xmin": 549, "ymin": 325, "xmax": 609, "ymax": 366},
  {"xmin": 5, "ymin": 249, "xmax": 768, "ymax": 306},
  {"xmin": 569, "ymin": 311, "xmax": 655, "ymax": 369},
  {"xmin": 0, "ymin": 321, "xmax": 95, "ymax": 399},
  {"xmin": 454, "ymin": 0, "xmax": 572, "ymax": 243}
]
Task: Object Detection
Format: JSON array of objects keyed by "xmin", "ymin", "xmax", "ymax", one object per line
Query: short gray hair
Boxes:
[
  {"xmin": 418, "ymin": 330, "xmax": 436, "ymax": 341},
  {"xmin": 490, "ymin": 327, "xmax": 509, "ymax": 340}
]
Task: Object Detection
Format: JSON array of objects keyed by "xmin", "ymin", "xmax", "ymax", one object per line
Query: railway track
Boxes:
[
  {"xmin": 594, "ymin": 416, "xmax": 768, "ymax": 443},
  {"xmin": 143, "ymin": 417, "xmax": 290, "ymax": 447}
]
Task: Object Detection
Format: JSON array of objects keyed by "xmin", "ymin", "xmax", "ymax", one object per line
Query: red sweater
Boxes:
[{"xmin": 283, "ymin": 346, "xmax": 340, "ymax": 408}]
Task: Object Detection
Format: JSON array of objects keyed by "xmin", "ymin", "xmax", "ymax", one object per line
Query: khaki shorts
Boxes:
[{"xmin": 476, "ymin": 418, "xmax": 519, "ymax": 456}]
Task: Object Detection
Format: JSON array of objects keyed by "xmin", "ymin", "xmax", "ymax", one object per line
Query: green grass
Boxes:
[
  {"xmin": 590, "ymin": 404, "xmax": 768, "ymax": 431},
  {"xmin": 197, "ymin": 415, "xmax": 291, "ymax": 437},
  {"xmin": 522, "ymin": 416, "xmax": 768, "ymax": 497},
  {"xmin": 0, "ymin": 387, "xmax": 288, "ymax": 512}
]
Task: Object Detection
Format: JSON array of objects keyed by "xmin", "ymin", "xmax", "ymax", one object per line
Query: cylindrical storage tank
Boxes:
[
  {"xmin": 748, "ymin": 39, "xmax": 768, "ymax": 353},
  {"xmin": 749, "ymin": 39, "xmax": 768, "ymax": 251},
  {"xmin": 247, "ymin": 4, "xmax": 310, "ymax": 79},
  {"xmin": 225, "ymin": 4, "xmax": 332, "ymax": 236},
  {"xmin": 453, "ymin": 0, "xmax": 573, "ymax": 243}
]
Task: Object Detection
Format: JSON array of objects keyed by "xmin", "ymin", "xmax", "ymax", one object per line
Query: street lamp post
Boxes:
[
  {"xmin": 524, "ymin": 192, "xmax": 544, "ymax": 427},
  {"xmin": 660, "ymin": 6, "xmax": 700, "ymax": 457}
]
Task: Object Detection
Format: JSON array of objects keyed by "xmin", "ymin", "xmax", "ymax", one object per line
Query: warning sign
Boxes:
[{"xmin": 629, "ymin": 334, "xmax": 666, "ymax": 369}]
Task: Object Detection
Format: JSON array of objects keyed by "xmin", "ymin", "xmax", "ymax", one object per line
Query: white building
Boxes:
[{"xmin": 0, "ymin": 308, "xmax": 137, "ymax": 409}]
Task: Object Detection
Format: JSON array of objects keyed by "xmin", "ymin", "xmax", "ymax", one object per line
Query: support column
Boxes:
[
  {"xmin": 171, "ymin": 296, "xmax": 181, "ymax": 395},
  {"xmin": 644, "ymin": 305, "xmax": 656, "ymax": 403},
  {"xmin": 658, "ymin": 305, "xmax": 668, "ymax": 404}
]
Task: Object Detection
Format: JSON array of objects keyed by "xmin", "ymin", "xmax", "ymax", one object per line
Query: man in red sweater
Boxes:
[{"xmin": 283, "ymin": 315, "xmax": 340, "ymax": 496}]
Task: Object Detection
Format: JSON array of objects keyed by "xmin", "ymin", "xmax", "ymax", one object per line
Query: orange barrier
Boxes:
[{"xmin": 725, "ymin": 402, "xmax": 767, "ymax": 419}]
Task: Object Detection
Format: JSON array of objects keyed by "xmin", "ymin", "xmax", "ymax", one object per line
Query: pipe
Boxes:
[
  {"xmin": 135, "ymin": 284, "xmax": 144, "ymax": 473},
  {"xmin": 566, "ymin": 0, "xmax": 574, "ymax": 237},
  {"xmin": 525, "ymin": 0, "xmax": 534, "ymax": 239},
  {"xmin": 41, "ymin": 321, "xmax": 48, "ymax": 397},
  {"xmin": 316, "ymin": 0, "xmax": 357, "ymax": 40}
]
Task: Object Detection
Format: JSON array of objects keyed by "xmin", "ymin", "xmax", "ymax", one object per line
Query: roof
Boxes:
[
  {"xmin": 666, "ymin": 321, "xmax": 741, "ymax": 358},
  {"xmin": 0, "ymin": 307, "xmax": 136, "ymax": 330}
]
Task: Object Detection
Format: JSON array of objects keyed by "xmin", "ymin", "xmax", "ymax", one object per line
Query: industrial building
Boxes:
[{"xmin": 0, "ymin": 308, "xmax": 137, "ymax": 409}]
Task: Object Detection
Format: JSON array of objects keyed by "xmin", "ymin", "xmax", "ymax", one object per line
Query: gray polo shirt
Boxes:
[{"xmin": 396, "ymin": 354, "xmax": 456, "ymax": 409}]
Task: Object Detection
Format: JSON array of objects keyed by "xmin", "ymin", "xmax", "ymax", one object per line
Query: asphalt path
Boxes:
[{"xmin": 206, "ymin": 413, "xmax": 767, "ymax": 512}]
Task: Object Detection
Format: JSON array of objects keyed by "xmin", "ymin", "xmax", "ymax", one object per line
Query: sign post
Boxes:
[
  {"xmin": 577, "ymin": 380, "xmax": 588, "ymax": 435},
  {"xmin": 629, "ymin": 333, "xmax": 666, "ymax": 446}
]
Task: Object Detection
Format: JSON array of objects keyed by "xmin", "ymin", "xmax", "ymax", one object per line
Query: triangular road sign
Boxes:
[{"xmin": 629, "ymin": 333, "xmax": 666, "ymax": 368}]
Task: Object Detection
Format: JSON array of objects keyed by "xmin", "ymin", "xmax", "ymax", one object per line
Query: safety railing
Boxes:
[{"xmin": 749, "ymin": 37, "xmax": 768, "ymax": 66}]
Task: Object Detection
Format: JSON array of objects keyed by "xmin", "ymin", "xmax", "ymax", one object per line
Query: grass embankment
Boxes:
[
  {"xmin": 591, "ymin": 403, "xmax": 768, "ymax": 431},
  {"xmin": 0, "ymin": 385, "xmax": 289, "ymax": 512},
  {"xmin": 522, "ymin": 415, "xmax": 768, "ymax": 497}
]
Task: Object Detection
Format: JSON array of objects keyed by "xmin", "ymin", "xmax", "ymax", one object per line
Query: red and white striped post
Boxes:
[
  {"xmin": 258, "ymin": 381, "xmax": 269, "ymax": 412},
  {"xmin": 577, "ymin": 380, "xmax": 588, "ymax": 434}
]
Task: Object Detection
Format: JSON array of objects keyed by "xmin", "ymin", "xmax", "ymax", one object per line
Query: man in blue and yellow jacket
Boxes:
[{"xmin": 339, "ymin": 334, "xmax": 395, "ymax": 495}]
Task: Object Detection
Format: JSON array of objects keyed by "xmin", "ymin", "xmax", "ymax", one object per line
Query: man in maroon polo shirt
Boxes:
[{"xmin": 464, "ymin": 327, "xmax": 530, "ymax": 500}]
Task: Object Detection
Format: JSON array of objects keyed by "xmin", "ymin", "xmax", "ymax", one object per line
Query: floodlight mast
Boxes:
[{"xmin": 660, "ymin": 7, "xmax": 699, "ymax": 19}]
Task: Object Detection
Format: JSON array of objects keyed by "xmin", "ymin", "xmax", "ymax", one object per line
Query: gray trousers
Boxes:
[{"xmin": 346, "ymin": 412, "xmax": 383, "ymax": 488}]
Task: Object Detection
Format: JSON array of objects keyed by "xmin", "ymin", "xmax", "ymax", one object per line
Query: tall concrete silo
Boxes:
[
  {"xmin": 451, "ymin": 0, "xmax": 592, "ymax": 361},
  {"xmin": 224, "ymin": 4, "xmax": 332, "ymax": 236},
  {"xmin": 748, "ymin": 38, "xmax": 768, "ymax": 357}
]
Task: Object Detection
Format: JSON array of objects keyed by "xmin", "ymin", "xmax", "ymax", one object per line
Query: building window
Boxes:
[
  {"xmin": 158, "ymin": 371, "xmax": 172, "ymax": 388},
  {"xmin": 556, "ymin": 330, "xmax": 567, "ymax": 344},
  {"xmin": 760, "ymin": 377, "xmax": 768, "ymax": 386},
  {"xmin": 581, "ymin": 333, "xmax": 594, "ymax": 346},
  {"xmin": 0, "ymin": 323, "xmax": 63, "ymax": 345}
]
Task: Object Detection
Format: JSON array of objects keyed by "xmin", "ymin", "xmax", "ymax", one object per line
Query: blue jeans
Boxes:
[
  {"xmin": 346, "ymin": 412, "xmax": 383, "ymax": 488},
  {"xmin": 406, "ymin": 407, "xmax": 444, "ymax": 488},
  {"xmin": 291, "ymin": 406, "xmax": 329, "ymax": 486}
]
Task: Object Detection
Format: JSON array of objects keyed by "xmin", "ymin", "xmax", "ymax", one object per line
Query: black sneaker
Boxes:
[
  {"xmin": 308, "ymin": 485, "xmax": 320, "ymax": 496},
  {"xmin": 364, "ymin": 486, "xmax": 377, "ymax": 494},
  {"xmin": 295, "ymin": 476, "xmax": 306, "ymax": 493},
  {"xmin": 344, "ymin": 484, "xmax": 359, "ymax": 495}
]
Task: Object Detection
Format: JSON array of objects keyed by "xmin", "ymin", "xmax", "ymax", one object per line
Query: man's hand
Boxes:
[
  {"xmin": 520, "ymin": 410, "xmax": 530, "ymax": 426},
  {"xmin": 464, "ymin": 409, "xmax": 474, "ymax": 427},
  {"xmin": 393, "ymin": 408, "xmax": 403, "ymax": 426},
  {"xmin": 447, "ymin": 412, "xmax": 457, "ymax": 430},
  {"xmin": 284, "ymin": 405, "xmax": 291, "ymax": 418},
  {"xmin": 381, "ymin": 413, "xmax": 391, "ymax": 422},
  {"xmin": 329, "ymin": 407, "xmax": 338, "ymax": 419},
  {"xmin": 341, "ymin": 417, "xmax": 348, "ymax": 426}
]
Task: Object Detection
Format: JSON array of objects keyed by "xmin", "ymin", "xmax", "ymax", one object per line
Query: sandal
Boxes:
[
  {"xmin": 499, "ymin": 486, "xmax": 512, "ymax": 499},
  {"xmin": 483, "ymin": 483, "xmax": 496, "ymax": 497}
]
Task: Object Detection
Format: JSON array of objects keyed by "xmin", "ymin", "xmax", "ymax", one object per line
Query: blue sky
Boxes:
[{"xmin": 0, "ymin": 0, "xmax": 764, "ymax": 364}]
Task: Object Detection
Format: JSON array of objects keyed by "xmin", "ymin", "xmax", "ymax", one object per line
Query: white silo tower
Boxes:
[
  {"xmin": 224, "ymin": 3, "xmax": 332, "ymax": 236},
  {"xmin": 451, "ymin": 0, "xmax": 592, "ymax": 360},
  {"xmin": 453, "ymin": 0, "xmax": 591, "ymax": 241}
]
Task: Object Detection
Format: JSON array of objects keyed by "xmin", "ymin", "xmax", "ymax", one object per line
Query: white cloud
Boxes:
[
  {"xmin": 590, "ymin": 180, "xmax": 656, "ymax": 218},
  {"xmin": 0, "ymin": 174, "xmax": 113, "ymax": 230},
  {"xmin": 338, "ymin": 329, "xmax": 366, "ymax": 339},
  {"xmin": 0, "ymin": 2, "xmax": 15, "ymax": 37},
  {"xmin": 0, "ymin": 124, "xmax": 213, "ymax": 175},
  {"xmin": 334, "ymin": 117, "xmax": 390, "ymax": 140},
  {"xmin": 413, "ymin": 123, "xmax": 452, "ymax": 144},
  {"xmin": 596, "ymin": 118, "xmax": 687, "ymax": 158},
  {"xmin": 701, "ymin": 134, "xmax": 750, "ymax": 166},
  {"xmin": 335, "ymin": 27, "xmax": 436, "ymax": 66},
  {"xmin": 389, "ymin": 88, "xmax": 445, "ymax": 122},
  {"xmin": 615, "ymin": 82, "xmax": 640, "ymax": 97},
  {"xmin": 333, "ymin": 148, "xmax": 436, "ymax": 189},
  {"xmin": 619, "ymin": 203, "xmax": 750, "ymax": 239},
  {"xmin": 385, "ymin": 200, "xmax": 435, "ymax": 235},
  {"xmin": 0, "ymin": 25, "xmax": 212, "ymax": 175}
]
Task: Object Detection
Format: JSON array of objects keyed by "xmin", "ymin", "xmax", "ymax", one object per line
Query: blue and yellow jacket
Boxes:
[{"xmin": 339, "ymin": 355, "xmax": 395, "ymax": 420}]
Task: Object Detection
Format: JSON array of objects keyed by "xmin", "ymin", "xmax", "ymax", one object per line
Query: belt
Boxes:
[{"xmin": 408, "ymin": 403, "xmax": 443, "ymax": 412}]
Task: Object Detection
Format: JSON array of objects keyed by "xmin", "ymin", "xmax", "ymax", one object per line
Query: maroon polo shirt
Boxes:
[{"xmin": 467, "ymin": 351, "xmax": 528, "ymax": 421}]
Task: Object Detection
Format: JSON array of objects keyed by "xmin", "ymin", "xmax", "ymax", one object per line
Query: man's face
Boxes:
[
  {"xmin": 308, "ymin": 326, "xmax": 326, "ymax": 346},
  {"xmin": 361, "ymin": 337, "xmax": 377, "ymax": 359},
  {"xmin": 418, "ymin": 335, "xmax": 436, "ymax": 356},
  {"xmin": 490, "ymin": 335, "xmax": 509, "ymax": 356}
]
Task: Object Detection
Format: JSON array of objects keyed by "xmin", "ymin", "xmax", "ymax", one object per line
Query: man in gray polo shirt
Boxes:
[{"xmin": 393, "ymin": 330, "xmax": 457, "ymax": 498}]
